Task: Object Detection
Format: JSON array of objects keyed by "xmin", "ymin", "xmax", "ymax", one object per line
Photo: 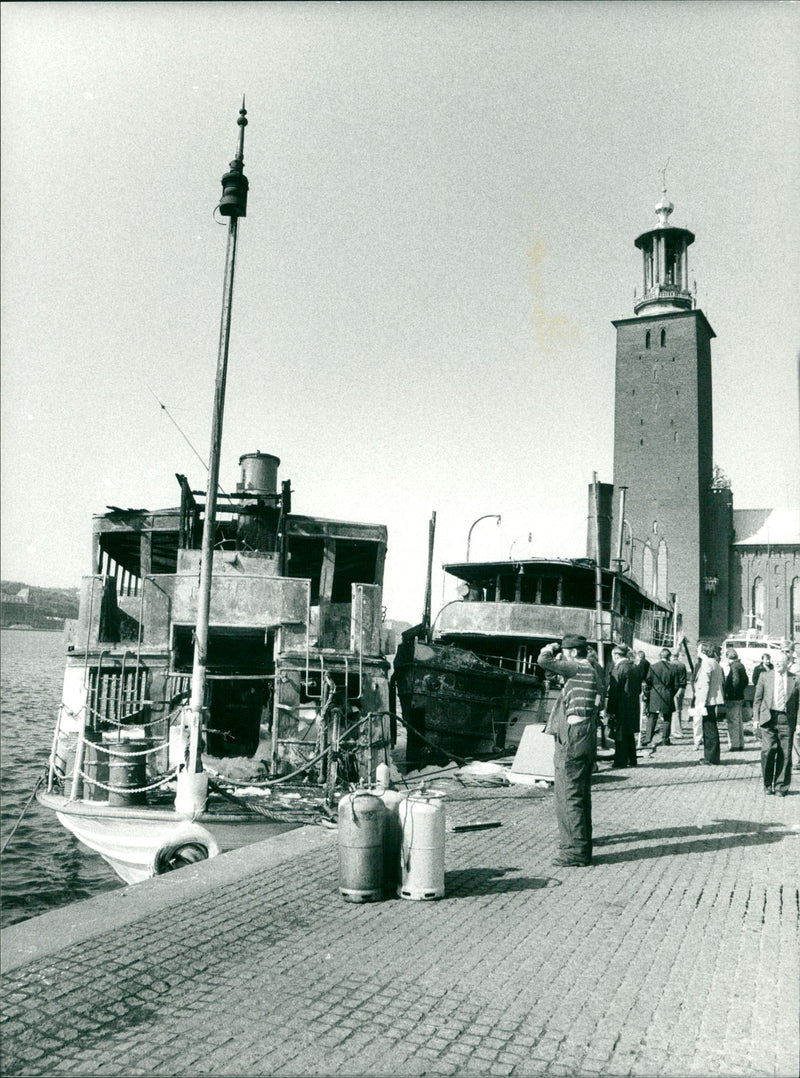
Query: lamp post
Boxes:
[{"xmin": 466, "ymin": 514, "xmax": 501, "ymax": 562}]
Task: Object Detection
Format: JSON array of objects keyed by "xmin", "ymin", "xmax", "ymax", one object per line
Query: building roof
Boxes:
[{"xmin": 733, "ymin": 508, "xmax": 800, "ymax": 547}]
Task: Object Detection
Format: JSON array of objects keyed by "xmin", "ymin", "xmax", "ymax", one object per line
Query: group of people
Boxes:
[{"xmin": 537, "ymin": 634, "xmax": 799, "ymax": 869}]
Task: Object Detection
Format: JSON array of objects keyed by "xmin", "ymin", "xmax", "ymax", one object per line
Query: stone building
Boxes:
[{"xmin": 606, "ymin": 194, "xmax": 799, "ymax": 649}]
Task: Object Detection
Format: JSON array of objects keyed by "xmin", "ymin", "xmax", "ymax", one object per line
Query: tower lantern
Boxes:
[{"xmin": 633, "ymin": 190, "xmax": 694, "ymax": 316}]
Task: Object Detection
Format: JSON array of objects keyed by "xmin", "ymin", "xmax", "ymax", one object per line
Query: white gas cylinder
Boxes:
[{"xmin": 397, "ymin": 790, "xmax": 446, "ymax": 900}]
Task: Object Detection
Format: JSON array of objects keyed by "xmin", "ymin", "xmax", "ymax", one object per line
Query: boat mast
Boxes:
[
  {"xmin": 592, "ymin": 473, "xmax": 606, "ymax": 669},
  {"xmin": 423, "ymin": 511, "xmax": 437, "ymax": 642},
  {"xmin": 179, "ymin": 101, "xmax": 250, "ymax": 811}
]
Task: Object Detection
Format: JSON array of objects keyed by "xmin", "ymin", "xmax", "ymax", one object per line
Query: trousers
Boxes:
[
  {"xmin": 761, "ymin": 711, "xmax": 794, "ymax": 792},
  {"xmin": 552, "ymin": 719, "xmax": 596, "ymax": 864},
  {"xmin": 724, "ymin": 700, "xmax": 744, "ymax": 750},
  {"xmin": 702, "ymin": 706, "xmax": 721, "ymax": 763}
]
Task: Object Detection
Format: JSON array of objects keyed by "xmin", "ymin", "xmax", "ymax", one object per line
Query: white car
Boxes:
[{"xmin": 722, "ymin": 636, "xmax": 784, "ymax": 682}]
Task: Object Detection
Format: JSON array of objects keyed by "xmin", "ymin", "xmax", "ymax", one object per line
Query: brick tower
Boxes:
[{"xmin": 610, "ymin": 192, "xmax": 729, "ymax": 648}]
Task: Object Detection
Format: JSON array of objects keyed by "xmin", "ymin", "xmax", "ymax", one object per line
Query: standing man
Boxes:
[
  {"xmin": 753, "ymin": 650, "xmax": 798, "ymax": 796},
  {"xmin": 605, "ymin": 645, "xmax": 641, "ymax": 769},
  {"xmin": 750, "ymin": 653, "xmax": 774, "ymax": 740},
  {"xmin": 693, "ymin": 642, "xmax": 725, "ymax": 765},
  {"xmin": 723, "ymin": 648, "xmax": 748, "ymax": 752},
  {"xmin": 537, "ymin": 634, "xmax": 605, "ymax": 867},
  {"xmin": 670, "ymin": 652, "xmax": 688, "ymax": 741},
  {"xmin": 644, "ymin": 648, "xmax": 678, "ymax": 749},
  {"xmin": 633, "ymin": 650, "xmax": 651, "ymax": 748}
]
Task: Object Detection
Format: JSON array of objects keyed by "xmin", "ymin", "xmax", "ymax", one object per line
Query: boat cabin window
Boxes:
[
  {"xmin": 561, "ymin": 573, "xmax": 594, "ymax": 609},
  {"xmin": 520, "ymin": 574, "xmax": 539, "ymax": 603},
  {"xmin": 498, "ymin": 574, "xmax": 516, "ymax": 602},
  {"xmin": 540, "ymin": 575, "xmax": 559, "ymax": 605},
  {"xmin": 287, "ymin": 537, "xmax": 324, "ymax": 604},
  {"xmin": 331, "ymin": 540, "xmax": 380, "ymax": 602}
]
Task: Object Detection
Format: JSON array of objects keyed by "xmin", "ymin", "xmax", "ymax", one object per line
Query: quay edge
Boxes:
[{"xmin": 0, "ymin": 823, "xmax": 333, "ymax": 975}]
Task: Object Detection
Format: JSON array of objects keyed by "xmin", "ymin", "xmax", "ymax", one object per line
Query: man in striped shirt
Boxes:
[{"xmin": 538, "ymin": 634, "xmax": 605, "ymax": 867}]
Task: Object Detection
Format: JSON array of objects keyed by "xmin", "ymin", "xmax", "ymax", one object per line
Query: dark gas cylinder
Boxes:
[{"xmin": 337, "ymin": 790, "xmax": 386, "ymax": 902}]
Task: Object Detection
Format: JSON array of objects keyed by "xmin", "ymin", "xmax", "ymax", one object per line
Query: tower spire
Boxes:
[{"xmin": 633, "ymin": 179, "xmax": 694, "ymax": 316}]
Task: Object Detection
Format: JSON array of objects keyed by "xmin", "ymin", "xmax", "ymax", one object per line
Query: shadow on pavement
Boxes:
[
  {"xmin": 596, "ymin": 819, "xmax": 777, "ymax": 845},
  {"xmin": 445, "ymin": 866, "xmax": 561, "ymax": 897},
  {"xmin": 593, "ymin": 823, "xmax": 789, "ymax": 864}
]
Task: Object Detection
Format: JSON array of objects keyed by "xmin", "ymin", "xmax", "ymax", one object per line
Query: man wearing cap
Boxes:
[
  {"xmin": 537, "ymin": 634, "xmax": 605, "ymax": 867},
  {"xmin": 753, "ymin": 650, "xmax": 798, "ymax": 796}
]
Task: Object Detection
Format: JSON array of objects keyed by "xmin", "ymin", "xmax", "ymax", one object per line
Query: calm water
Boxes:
[{"xmin": 0, "ymin": 628, "xmax": 121, "ymax": 928}]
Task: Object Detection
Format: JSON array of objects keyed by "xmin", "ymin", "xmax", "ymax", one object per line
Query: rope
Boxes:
[
  {"xmin": 1, "ymin": 773, "xmax": 46, "ymax": 855},
  {"xmin": 371, "ymin": 709, "xmax": 468, "ymax": 767},
  {"xmin": 60, "ymin": 701, "xmax": 181, "ymax": 730},
  {"xmin": 71, "ymin": 766, "xmax": 179, "ymax": 795},
  {"xmin": 79, "ymin": 739, "xmax": 167, "ymax": 759}
]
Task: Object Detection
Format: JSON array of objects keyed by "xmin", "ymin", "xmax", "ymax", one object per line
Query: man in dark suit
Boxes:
[
  {"xmin": 643, "ymin": 648, "xmax": 678, "ymax": 749},
  {"xmin": 605, "ymin": 646, "xmax": 641, "ymax": 768},
  {"xmin": 753, "ymin": 650, "xmax": 798, "ymax": 796}
]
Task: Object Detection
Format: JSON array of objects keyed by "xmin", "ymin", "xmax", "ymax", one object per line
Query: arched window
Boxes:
[
  {"xmin": 791, "ymin": 578, "xmax": 800, "ymax": 639},
  {"xmin": 751, "ymin": 576, "xmax": 765, "ymax": 629},
  {"xmin": 657, "ymin": 540, "xmax": 668, "ymax": 602},
  {"xmin": 660, "ymin": 329, "xmax": 666, "ymax": 347},
  {"xmin": 643, "ymin": 543, "xmax": 654, "ymax": 595},
  {"xmin": 645, "ymin": 330, "xmax": 651, "ymax": 349}
]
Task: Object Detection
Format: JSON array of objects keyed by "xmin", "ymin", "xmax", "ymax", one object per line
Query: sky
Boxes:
[{"xmin": 2, "ymin": 1, "xmax": 799, "ymax": 624}]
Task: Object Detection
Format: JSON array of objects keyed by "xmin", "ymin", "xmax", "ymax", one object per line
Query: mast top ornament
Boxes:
[{"xmin": 219, "ymin": 97, "xmax": 249, "ymax": 218}]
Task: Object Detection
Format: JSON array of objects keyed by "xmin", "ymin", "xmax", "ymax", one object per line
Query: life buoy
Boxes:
[{"xmin": 150, "ymin": 823, "xmax": 221, "ymax": 876}]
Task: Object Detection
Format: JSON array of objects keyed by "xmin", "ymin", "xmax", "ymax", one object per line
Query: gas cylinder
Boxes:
[
  {"xmin": 376, "ymin": 785, "xmax": 407, "ymax": 895},
  {"xmin": 397, "ymin": 790, "xmax": 446, "ymax": 900},
  {"xmin": 337, "ymin": 790, "xmax": 386, "ymax": 902}
]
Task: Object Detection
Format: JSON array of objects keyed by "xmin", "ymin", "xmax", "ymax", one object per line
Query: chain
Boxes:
[{"xmin": 71, "ymin": 766, "xmax": 179, "ymax": 795}]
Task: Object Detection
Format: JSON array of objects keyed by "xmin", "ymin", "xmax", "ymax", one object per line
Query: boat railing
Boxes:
[{"xmin": 50, "ymin": 697, "xmax": 184, "ymax": 800}]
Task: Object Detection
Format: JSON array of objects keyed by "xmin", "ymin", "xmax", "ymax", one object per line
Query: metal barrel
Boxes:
[
  {"xmin": 107, "ymin": 740, "xmax": 149, "ymax": 806},
  {"xmin": 83, "ymin": 731, "xmax": 109, "ymax": 802}
]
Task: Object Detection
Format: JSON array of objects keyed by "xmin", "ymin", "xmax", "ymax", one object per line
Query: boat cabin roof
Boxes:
[
  {"xmin": 444, "ymin": 557, "xmax": 603, "ymax": 584},
  {"xmin": 443, "ymin": 557, "xmax": 671, "ymax": 611}
]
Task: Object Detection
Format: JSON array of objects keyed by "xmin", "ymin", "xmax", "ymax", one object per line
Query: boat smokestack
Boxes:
[
  {"xmin": 587, "ymin": 480, "xmax": 614, "ymax": 568},
  {"xmin": 238, "ymin": 452, "xmax": 280, "ymax": 495}
]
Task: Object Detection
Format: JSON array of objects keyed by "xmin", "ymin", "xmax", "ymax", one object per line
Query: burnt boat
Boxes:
[
  {"xmin": 394, "ymin": 553, "xmax": 675, "ymax": 765},
  {"xmin": 37, "ymin": 106, "xmax": 390, "ymax": 884},
  {"xmin": 37, "ymin": 453, "xmax": 391, "ymax": 882}
]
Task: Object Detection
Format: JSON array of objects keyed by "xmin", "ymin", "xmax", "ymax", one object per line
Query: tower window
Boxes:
[
  {"xmin": 645, "ymin": 331, "xmax": 651, "ymax": 349},
  {"xmin": 639, "ymin": 438, "xmax": 644, "ymax": 446},
  {"xmin": 660, "ymin": 329, "xmax": 666, "ymax": 347}
]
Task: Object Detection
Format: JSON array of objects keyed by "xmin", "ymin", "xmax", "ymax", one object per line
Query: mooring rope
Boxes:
[{"xmin": 1, "ymin": 773, "xmax": 45, "ymax": 856}]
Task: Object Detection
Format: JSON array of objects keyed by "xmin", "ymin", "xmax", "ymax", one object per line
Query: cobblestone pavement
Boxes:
[{"xmin": 1, "ymin": 735, "xmax": 798, "ymax": 1077}]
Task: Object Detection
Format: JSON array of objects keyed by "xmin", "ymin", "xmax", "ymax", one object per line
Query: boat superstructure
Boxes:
[
  {"xmin": 39, "ymin": 454, "xmax": 391, "ymax": 881},
  {"xmin": 394, "ymin": 553, "xmax": 675, "ymax": 765}
]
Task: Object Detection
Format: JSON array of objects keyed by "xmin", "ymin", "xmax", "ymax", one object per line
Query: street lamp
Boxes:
[{"xmin": 466, "ymin": 514, "xmax": 501, "ymax": 561}]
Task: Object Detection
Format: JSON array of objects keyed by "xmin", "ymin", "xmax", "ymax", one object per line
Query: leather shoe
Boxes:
[
  {"xmin": 765, "ymin": 788, "xmax": 775, "ymax": 795},
  {"xmin": 552, "ymin": 856, "xmax": 592, "ymax": 867}
]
